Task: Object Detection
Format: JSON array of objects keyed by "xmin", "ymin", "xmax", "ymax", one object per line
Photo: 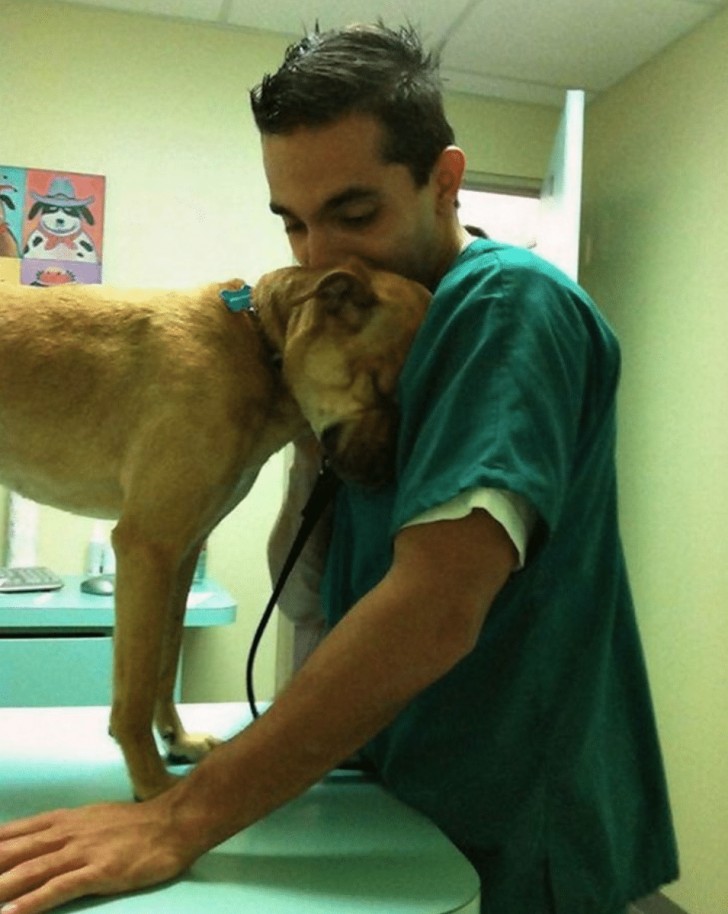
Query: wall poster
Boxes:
[{"xmin": 0, "ymin": 165, "xmax": 105, "ymax": 286}]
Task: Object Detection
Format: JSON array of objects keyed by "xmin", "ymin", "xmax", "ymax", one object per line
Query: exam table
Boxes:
[{"xmin": 0, "ymin": 703, "xmax": 480, "ymax": 912}]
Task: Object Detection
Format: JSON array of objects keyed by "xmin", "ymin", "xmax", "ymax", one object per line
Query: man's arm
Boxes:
[
  {"xmin": 172, "ymin": 505, "xmax": 518, "ymax": 846},
  {"xmin": 0, "ymin": 508, "xmax": 516, "ymax": 914}
]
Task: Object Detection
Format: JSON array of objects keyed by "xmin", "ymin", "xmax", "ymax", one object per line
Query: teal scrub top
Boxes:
[{"xmin": 322, "ymin": 240, "xmax": 678, "ymax": 914}]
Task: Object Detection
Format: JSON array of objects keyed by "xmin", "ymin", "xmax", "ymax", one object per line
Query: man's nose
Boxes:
[{"xmin": 303, "ymin": 229, "xmax": 345, "ymax": 270}]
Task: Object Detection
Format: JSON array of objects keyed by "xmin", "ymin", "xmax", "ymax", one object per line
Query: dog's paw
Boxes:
[{"xmin": 163, "ymin": 731, "xmax": 222, "ymax": 766}]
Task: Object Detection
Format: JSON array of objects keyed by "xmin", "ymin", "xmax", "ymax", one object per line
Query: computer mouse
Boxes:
[{"xmin": 80, "ymin": 574, "xmax": 115, "ymax": 596}]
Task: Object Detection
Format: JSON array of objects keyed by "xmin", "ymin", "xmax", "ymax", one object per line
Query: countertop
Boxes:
[{"xmin": 0, "ymin": 575, "xmax": 235, "ymax": 629}]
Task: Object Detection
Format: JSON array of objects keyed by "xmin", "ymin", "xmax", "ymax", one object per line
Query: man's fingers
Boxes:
[
  {"xmin": 0, "ymin": 842, "xmax": 87, "ymax": 914},
  {"xmin": 0, "ymin": 865, "xmax": 88, "ymax": 914},
  {"xmin": 0, "ymin": 815, "xmax": 59, "ymax": 842}
]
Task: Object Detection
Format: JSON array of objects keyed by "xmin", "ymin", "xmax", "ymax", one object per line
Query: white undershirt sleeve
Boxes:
[{"xmin": 400, "ymin": 488, "xmax": 537, "ymax": 570}]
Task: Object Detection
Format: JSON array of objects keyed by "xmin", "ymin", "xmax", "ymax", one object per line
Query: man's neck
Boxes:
[{"xmin": 430, "ymin": 224, "xmax": 473, "ymax": 288}]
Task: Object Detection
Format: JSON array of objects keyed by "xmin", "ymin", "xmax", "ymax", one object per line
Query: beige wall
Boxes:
[
  {"xmin": 2, "ymin": 1, "xmax": 557, "ymax": 702},
  {"xmin": 3, "ymin": 0, "xmax": 294, "ymax": 702},
  {"xmin": 580, "ymin": 9, "xmax": 728, "ymax": 913},
  {"xmin": 447, "ymin": 91, "xmax": 558, "ymax": 183}
]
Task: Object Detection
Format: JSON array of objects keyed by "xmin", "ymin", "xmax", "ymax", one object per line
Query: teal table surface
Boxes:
[
  {"xmin": 0, "ymin": 575, "xmax": 235, "ymax": 629},
  {"xmin": 0, "ymin": 703, "xmax": 480, "ymax": 913}
]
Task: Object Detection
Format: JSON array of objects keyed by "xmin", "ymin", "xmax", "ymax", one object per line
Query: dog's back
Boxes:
[{"xmin": 0, "ymin": 281, "xmax": 301, "ymax": 518}]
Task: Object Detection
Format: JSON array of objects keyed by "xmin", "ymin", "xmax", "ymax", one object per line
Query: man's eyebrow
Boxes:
[{"xmin": 269, "ymin": 187, "xmax": 380, "ymax": 219}]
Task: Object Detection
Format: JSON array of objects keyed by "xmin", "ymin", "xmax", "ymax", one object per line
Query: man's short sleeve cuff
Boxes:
[{"xmin": 400, "ymin": 488, "xmax": 537, "ymax": 569}]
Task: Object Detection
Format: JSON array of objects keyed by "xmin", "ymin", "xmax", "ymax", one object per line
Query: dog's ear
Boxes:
[{"xmin": 314, "ymin": 267, "xmax": 376, "ymax": 331}]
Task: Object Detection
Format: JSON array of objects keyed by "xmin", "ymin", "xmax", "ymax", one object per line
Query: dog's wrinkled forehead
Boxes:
[{"xmin": 245, "ymin": 263, "xmax": 431, "ymax": 374}]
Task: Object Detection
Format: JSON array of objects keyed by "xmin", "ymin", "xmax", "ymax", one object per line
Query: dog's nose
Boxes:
[{"xmin": 320, "ymin": 424, "xmax": 342, "ymax": 455}]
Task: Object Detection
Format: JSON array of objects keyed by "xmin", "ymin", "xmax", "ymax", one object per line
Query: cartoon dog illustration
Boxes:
[
  {"xmin": 24, "ymin": 176, "xmax": 99, "ymax": 263},
  {"xmin": 0, "ymin": 180, "xmax": 20, "ymax": 258}
]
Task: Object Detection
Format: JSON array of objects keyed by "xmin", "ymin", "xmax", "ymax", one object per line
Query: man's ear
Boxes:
[
  {"xmin": 314, "ymin": 266, "xmax": 376, "ymax": 331},
  {"xmin": 433, "ymin": 145, "xmax": 466, "ymax": 208}
]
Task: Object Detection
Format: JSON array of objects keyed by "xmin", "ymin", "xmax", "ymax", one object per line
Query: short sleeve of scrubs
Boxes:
[
  {"xmin": 390, "ymin": 240, "xmax": 617, "ymax": 547},
  {"xmin": 401, "ymin": 487, "xmax": 536, "ymax": 569}
]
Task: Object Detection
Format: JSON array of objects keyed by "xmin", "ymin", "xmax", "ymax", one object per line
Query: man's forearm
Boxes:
[
  {"xmin": 164, "ymin": 587, "xmax": 415, "ymax": 854},
  {"xmin": 165, "ymin": 508, "xmax": 515, "ymax": 860}
]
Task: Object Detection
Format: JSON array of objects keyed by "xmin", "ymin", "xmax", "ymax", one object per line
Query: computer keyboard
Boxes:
[{"xmin": 0, "ymin": 566, "xmax": 65, "ymax": 593}]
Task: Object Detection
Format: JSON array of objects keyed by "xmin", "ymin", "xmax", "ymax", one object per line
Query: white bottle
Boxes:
[{"xmin": 85, "ymin": 521, "xmax": 106, "ymax": 576}]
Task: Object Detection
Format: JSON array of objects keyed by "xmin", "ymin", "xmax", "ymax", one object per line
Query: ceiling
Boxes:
[{"xmin": 54, "ymin": 0, "xmax": 726, "ymax": 105}]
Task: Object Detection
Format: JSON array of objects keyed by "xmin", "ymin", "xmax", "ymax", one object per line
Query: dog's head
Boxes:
[
  {"xmin": 28, "ymin": 202, "xmax": 94, "ymax": 232},
  {"xmin": 253, "ymin": 262, "xmax": 430, "ymax": 487}
]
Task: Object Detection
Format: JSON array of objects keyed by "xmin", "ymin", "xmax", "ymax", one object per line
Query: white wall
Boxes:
[{"xmin": 581, "ymin": 8, "xmax": 728, "ymax": 912}]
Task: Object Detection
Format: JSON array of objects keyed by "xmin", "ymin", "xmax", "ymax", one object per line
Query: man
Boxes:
[{"xmin": 0, "ymin": 23, "xmax": 677, "ymax": 914}]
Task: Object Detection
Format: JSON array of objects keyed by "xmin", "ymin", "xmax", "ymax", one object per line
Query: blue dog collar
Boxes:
[{"xmin": 220, "ymin": 284, "xmax": 253, "ymax": 312}]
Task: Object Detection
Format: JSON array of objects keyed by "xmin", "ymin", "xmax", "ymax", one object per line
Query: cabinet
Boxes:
[{"xmin": 0, "ymin": 575, "xmax": 236, "ymax": 706}]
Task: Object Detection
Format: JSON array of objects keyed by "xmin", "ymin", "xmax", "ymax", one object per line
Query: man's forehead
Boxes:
[
  {"xmin": 261, "ymin": 115, "xmax": 388, "ymax": 179},
  {"xmin": 261, "ymin": 118, "xmax": 415, "ymax": 216},
  {"xmin": 261, "ymin": 112, "xmax": 385, "ymax": 151}
]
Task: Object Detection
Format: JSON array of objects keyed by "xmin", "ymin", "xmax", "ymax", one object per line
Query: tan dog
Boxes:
[{"xmin": 0, "ymin": 262, "xmax": 429, "ymax": 799}]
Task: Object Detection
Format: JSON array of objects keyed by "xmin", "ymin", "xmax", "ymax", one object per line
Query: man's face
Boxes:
[{"xmin": 262, "ymin": 113, "xmax": 453, "ymax": 289}]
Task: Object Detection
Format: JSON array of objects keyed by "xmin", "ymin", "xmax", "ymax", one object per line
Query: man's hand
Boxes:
[{"xmin": 0, "ymin": 797, "xmax": 196, "ymax": 914}]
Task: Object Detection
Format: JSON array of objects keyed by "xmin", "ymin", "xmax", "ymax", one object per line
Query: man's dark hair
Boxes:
[{"xmin": 250, "ymin": 23, "xmax": 455, "ymax": 187}]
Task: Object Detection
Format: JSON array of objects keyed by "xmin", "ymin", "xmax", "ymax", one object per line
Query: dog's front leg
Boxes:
[
  {"xmin": 154, "ymin": 542, "xmax": 222, "ymax": 765},
  {"xmin": 109, "ymin": 520, "xmax": 179, "ymax": 800}
]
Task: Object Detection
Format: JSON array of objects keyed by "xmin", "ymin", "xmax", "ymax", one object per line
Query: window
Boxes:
[{"xmin": 459, "ymin": 184, "xmax": 540, "ymax": 250}]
